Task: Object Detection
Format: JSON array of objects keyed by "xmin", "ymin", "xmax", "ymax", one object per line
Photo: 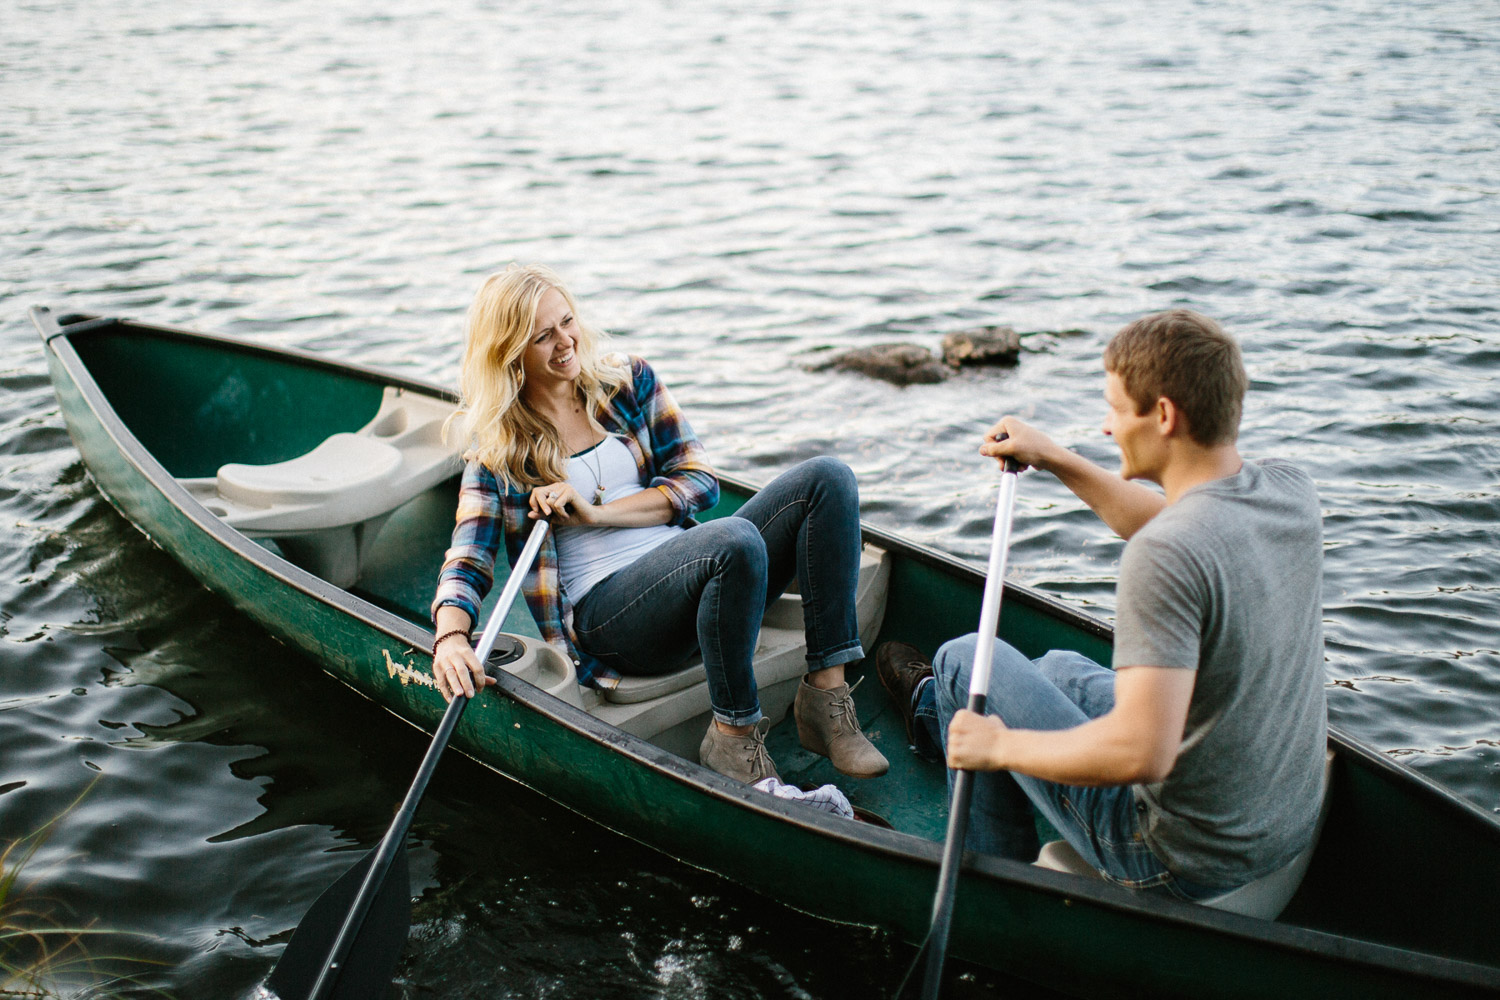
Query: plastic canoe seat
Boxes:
[
  {"xmin": 1034, "ymin": 749, "xmax": 1335, "ymax": 920},
  {"xmin": 216, "ymin": 433, "xmax": 403, "ymax": 526},
  {"xmin": 179, "ymin": 386, "xmax": 461, "ymax": 587}
]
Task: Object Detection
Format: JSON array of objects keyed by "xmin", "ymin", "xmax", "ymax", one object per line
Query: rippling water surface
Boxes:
[{"xmin": 3, "ymin": 0, "xmax": 1498, "ymax": 996}]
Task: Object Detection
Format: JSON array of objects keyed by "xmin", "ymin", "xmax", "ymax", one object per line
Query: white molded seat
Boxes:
[
  {"xmin": 217, "ymin": 433, "xmax": 403, "ymax": 521},
  {"xmin": 179, "ymin": 387, "xmax": 461, "ymax": 587},
  {"xmin": 1035, "ymin": 749, "xmax": 1335, "ymax": 920}
]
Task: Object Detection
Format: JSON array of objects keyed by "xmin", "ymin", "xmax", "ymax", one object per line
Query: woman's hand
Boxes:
[
  {"xmin": 432, "ymin": 630, "xmax": 494, "ymax": 702},
  {"xmin": 528, "ymin": 482, "xmax": 599, "ymax": 526},
  {"xmin": 945, "ymin": 709, "xmax": 1009, "ymax": 772}
]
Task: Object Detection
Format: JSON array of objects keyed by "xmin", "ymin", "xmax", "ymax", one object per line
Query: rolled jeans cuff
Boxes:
[
  {"xmin": 806, "ymin": 640, "xmax": 864, "ymax": 672},
  {"xmin": 712, "ymin": 705, "xmax": 765, "ymax": 727}
]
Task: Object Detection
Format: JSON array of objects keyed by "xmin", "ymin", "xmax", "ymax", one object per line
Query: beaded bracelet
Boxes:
[{"xmin": 432, "ymin": 628, "xmax": 471, "ymax": 657}]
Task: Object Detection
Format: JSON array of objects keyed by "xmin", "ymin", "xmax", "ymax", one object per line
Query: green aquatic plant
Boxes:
[{"xmin": 0, "ymin": 781, "xmax": 170, "ymax": 999}]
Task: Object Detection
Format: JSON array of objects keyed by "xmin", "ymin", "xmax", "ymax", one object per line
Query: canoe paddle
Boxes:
[
  {"xmin": 266, "ymin": 519, "xmax": 551, "ymax": 1000},
  {"xmin": 898, "ymin": 446, "xmax": 1023, "ymax": 1000}
]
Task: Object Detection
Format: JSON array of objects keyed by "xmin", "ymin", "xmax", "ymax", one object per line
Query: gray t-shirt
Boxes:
[{"xmin": 1114, "ymin": 459, "xmax": 1327, "ymax": 886}]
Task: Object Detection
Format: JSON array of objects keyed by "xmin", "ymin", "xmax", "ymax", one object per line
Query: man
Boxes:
[{"xmin": 878, "ymin": 309, "xmax": 1326, "ymax": 899}]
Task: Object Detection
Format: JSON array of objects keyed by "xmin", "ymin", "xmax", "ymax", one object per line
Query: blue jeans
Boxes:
[
  {"xmin": 571, "ymin": 457, "xmax": 864, "ymax": 726},
  {"xmin": 914, "ymin": 634, "xmax": 1223, "ymax": 901}
]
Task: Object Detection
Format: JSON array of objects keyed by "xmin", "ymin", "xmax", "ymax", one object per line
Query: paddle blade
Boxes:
[{"xmin": 266, "ymin": 849, "xmax": 412, "ymax": 1000}]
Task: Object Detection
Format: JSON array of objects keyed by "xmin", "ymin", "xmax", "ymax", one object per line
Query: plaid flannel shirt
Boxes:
[{"xmin": 432, "ymin": 355, "xmax": 719, "ymax": 688}]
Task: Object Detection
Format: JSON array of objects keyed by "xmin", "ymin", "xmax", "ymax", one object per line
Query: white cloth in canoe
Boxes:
[{"xmin": 751, "ymin": 777, "xmax": 855, "ymax": 820}]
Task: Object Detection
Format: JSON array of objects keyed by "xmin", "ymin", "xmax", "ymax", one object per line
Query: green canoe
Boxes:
[{"xmin": 33, "ymin": 306, "xmax": 1500, "ymax": 999}]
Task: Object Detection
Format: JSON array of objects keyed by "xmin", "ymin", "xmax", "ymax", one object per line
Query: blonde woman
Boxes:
[{"xmin": 430, "ymin": 264, "xmax": 887, "ymax": 784}]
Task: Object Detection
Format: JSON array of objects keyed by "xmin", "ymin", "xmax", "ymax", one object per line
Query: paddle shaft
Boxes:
[
  {"xmin": 304, "ymin": 689, "xmax": 465, "ymax": 1000},
  {"xmin": 300, "ymin": 519, "xmax": 551, "ymax": 1000},
  {"xmin": 921, "ymin": 461, "xmax": 1020, "ymax": 1000}
]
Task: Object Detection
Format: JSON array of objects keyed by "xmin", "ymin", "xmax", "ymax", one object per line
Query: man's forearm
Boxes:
[
  {"xmin": 1042, "ymin": 448, "xmax": 1166, "ymax": 540},
  {"xmin": 983, "ymin": 713, "xmax": 1170, "ymax": 786},
  {"xmin": 949, "ymin": 667, "xmax": 1193, "ymax": 785}
]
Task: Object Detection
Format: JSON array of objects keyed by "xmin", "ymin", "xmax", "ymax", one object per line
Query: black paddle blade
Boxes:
[{"xmin": 266, "ymin": 849, "xmax": 412, "ymax": 1000}]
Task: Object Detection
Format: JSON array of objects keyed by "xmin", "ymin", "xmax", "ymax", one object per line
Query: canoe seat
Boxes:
[
  {"xmin": 587, "ymin": 542, "xmax": 891, "ymax": 757},
  {"xmin": 218, "ymin": 433, "xmax": 402, "ymax": 509},
  {"xmin": 179, "ymin": 387, "xmax": 461, "ymax": 588},
  {"xmin": 1035, "ymin": 748, "xmax": 1335, "ymax": 920}
]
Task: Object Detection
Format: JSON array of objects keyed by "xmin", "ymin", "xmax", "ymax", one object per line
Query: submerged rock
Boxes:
[
  {"xmin": 941, "ymin": 326, "xmax": 1021, "ymax": 368},
  {"xmin": 811, "ymin": 343, "xmax": 950, "ymax": 386}
]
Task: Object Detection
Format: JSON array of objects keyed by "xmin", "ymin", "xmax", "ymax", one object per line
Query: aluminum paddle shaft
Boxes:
[
  {"xmin": 470, "ymin": 518, "xmax": 550, "ymax": 674},
  {"xmin": 921, "ymin": 462, "xmax": 1020, "ymax": 1000}
]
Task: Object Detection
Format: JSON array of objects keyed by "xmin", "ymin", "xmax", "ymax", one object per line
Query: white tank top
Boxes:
[{"xmin": 554, "ymin": 436, "xmax": 685, "ymax": 601}]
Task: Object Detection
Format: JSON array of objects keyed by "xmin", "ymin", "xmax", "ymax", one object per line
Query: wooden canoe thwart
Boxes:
[{"xmin": 33, "ymin": 306, "xmax": 1500, "ymax": 999}]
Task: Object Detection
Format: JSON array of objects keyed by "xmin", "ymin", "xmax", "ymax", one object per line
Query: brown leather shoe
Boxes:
[{"xmin": 875, "ymin": 641, "xmax": 933, "ymax": 746}]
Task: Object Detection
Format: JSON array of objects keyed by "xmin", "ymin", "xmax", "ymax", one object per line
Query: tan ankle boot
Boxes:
[
  {"xmin": 795, "ymin": 677, "xmax": 889, "ymax": 778},
  {"xmin": 699, "ymin": 719, "xmax": 778, "ymax": 783}
]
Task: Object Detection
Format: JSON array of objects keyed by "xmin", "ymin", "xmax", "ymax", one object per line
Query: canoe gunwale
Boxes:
[{"xmin": 32, "ymin": 306, "xmax": 1500, "ymax": 994}]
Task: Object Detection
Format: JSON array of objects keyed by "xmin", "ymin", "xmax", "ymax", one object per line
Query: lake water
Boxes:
[{"xmin": 3, "ymin": 0, "xmax": 1497, "ymax": 996}]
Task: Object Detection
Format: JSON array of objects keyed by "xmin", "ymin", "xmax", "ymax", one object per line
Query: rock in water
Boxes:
[
  {"xmin": 941, "ymin": 326, "xmax": 1021, "ymax": 368},
  {"xmin": 815, "ymin": 343, "xmax": 949, "ymax": 386}
]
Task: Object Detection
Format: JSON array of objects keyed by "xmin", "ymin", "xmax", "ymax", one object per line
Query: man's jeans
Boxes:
[
  {"xmin": 913, "ymin": 634, "xmax": 1222, "ymax": 901},
  {"xmin": 572, "ymin": 457, "xmax": 864, "ymax": 726}
]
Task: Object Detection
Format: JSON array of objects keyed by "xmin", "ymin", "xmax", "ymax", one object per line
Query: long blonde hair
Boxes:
[{"xmin": 446, "ymin": 264, "xmax": 628, "ymax": 489}]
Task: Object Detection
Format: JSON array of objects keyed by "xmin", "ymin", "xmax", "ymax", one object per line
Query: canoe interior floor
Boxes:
[{"xmin": 763, "ymin": 664, "xmax": 952, "ymax": 840}]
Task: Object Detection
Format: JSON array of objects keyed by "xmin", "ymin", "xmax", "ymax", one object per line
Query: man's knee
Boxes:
[
  {"xmin": 1034, "ymin": 648, "xmax": 1115, "ymax": 715},
  {"xmin": 933, "ymin": 634, "xmax": 1038, "ymax": 717},
  {"xmin": 933, "ymin": 633, "xmax": 979, "ymax": 715}
]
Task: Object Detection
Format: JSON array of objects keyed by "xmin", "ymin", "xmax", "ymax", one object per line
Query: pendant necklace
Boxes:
[{"xmin": 581, "ymin": 438, "xmax": 607, "ymax": 505}]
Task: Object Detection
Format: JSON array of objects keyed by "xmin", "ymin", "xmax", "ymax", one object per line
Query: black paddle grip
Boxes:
[{"xmin": 994, "ymin": 431, "xmax": 1022, "ymax": 474}]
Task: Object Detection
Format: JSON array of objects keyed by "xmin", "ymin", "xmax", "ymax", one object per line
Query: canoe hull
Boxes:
[{"xmin": 38, "ymin": 309, "xmax": 1500, "ymax": 999}]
